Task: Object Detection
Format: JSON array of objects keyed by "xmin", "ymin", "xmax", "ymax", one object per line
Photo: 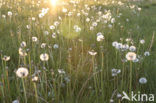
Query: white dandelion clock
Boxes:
[
  {"xmin": 2, "ymin": 55, "xmax": 10, "ymax": 61},
  {"xmin": 88, "ymin": 50, "xmax": 97, "ymax": 56},
  {"xmin": 12, "ymin": 100, "xmax": 19, "ymax": 103},
  {"xmin": 97, "ymin": 32, "xmax": 104, "ymax": 42},
  {"xmin": 20, "ymin": 41, "xmax": 27, "ymax": 48},
  {"xmin": 112, "ymin": 41, "xmax": 118, "ymax": 47},
  {"xmin": 53, "ymin": 44, "xmax": 59, "ymax": 49},
  {"xmin": 41, "ymin": 43, "xmax": 46, "ymax": 48},
  {"xmin": 140, "ymin": 39, "xmax": 145, "ymax": 44},
  {"xmin": 126, "ymin": 52, "xmax": 136, "ymax": 61},
  {"xmin": 16, "ymin": 67, "xmax": 29, "ymax": 78},
  {"xmin": 40, "ymin": 53, "xmax": 49, "ymax": 61},
  {"xmin": 129, "ymin": 46, "xmax": 136, "ymax": 51},
  {"xmin": 19, "ymin": 48, "xmax": 27, "ymax": 57},
  {"xmin": 144, "ymin": 51, "xmax": 150, "ymax": 56},
  {"xmin": 139, "ymin": 77, "xmax": 147, "ymax": 84},
  {"xmin": 8, "ymin": 11, "xmax": 13, "ymax": 16},
  {"xmin": 32, "ymin": 76, "xmax": 38, "ymax": 82},
  {"xmin": 32, "ymin": 37, "xmax": 38, "ymax": 42},
  {"xmin": 111, "ymin": 68, "xmax": 121, "ymax": 76}
]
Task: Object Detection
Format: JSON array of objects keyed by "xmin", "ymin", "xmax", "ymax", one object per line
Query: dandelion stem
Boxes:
[
  {"xmin": 129, "ymin": 61, "xmax": 132, "ymax": 95},
  {"xmin": 22, "ymin": 78, "xmax": 27, "ymax": 103},
  {"xmin": 34, "ymin": 83, "xmax": 38, "ymax": 103}
]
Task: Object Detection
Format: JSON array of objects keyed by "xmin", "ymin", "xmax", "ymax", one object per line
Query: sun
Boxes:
[{"xmin": 50, "ymin": 0, "xmax": 57, "ymax": 6}]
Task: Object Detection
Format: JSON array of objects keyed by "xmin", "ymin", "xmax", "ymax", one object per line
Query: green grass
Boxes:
[{"xmin": 0, "ymin": 0, "xmax": 156, "ymax": 103}]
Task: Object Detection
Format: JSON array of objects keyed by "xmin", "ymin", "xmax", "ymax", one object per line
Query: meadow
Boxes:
[{"xmin": 0, "ymin": 0, "xmax": 156, "ymax": 103}]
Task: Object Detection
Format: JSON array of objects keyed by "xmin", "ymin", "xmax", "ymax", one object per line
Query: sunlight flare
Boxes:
[{"xmin": 50, "ymin": 0, "xmax": 58, "ymax": 6}]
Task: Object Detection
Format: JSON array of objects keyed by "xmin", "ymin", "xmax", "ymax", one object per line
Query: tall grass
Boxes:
[{"xmin": 0, "ymin": 0, "xmax": 156, "ymax": 103}]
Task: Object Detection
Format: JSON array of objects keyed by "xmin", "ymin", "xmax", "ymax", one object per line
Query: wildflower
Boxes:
[
  {"xmin": 111, "ymin": 18, "xmax": 115, "ymax": 23},
  {"xmin": 112, "ymin": 41, "xmax": 118, "ymax": 47},
  {"xmin": 26, "ymin": 25, "xmax": 31, "ymax": 29},
  {"xmin": 64, "ymin": 76, "xmax": 70, "ymax": 83},
  {"xmin": 41, "ymin": 43, "xmax": 46, "ymax": 48},
  {"xmin": 40, "ymin": 53, "xmax": 49, "ymax": 61},
  {"xmin": 2, "ymin": 15, "xmax": 6, "ymax": 18},
  {"xmin": 62, "ymin": 8, "xmax": 68, "ymax": 13},
  {"xmin": 126, "ymin": 38, "xmax": 131, "ymax": 42},
  {"xmin": 139, "ymin": 77, "xmax": 147, "ymax": 84},
  {"xmin": 92, "ymin": 22, "xmax": 97, "ymax": 27},
  {"xmin": 110, "ymin": 99, "xmax": 114, "ymax": 103},
  {"xmin": 32, "ymin": 17, "xmax": 36, "ymax": 21},
  {"xmin": 111, "ymin": 68, "xmax": 121, "ymax": 76},
  {"xmin": 144, "ymin": 51, "xmax": 150, "ymax": 56},
  {"xmin": 32, "ymin": 37, "xmax": 38, "ymax": 42},
  {"xmin": 74, "ymin": 25, "xmax": 81, "ymax": 32},
  {"xmin": 52, "ymin": 33, "xmax": 56, "ymax": 38},
  {"xmin": 117, "ymin": 93, "xmax": 122, "ymax": 98},
  {"xmin": 116, "ymin": 43, "xmax": 122, "ymax": 49},
  {"xmin": 16, "ymin": 67, "xmax": 29, "ymax": 78},
  {"xmin": 12, "ymin": 100, "xmax": 19, "ymax": 103},
  {"xmin": 75, "ymin": 27, "xmax": 81, "ymax": 32},
  {"xmin": 44, "ymin": 31, "xmax": 49, "ymax": 35},
  {"xmin": 54, "ymin": 21, "xmax": 59, "ymax": 26},
  {"xmin": 50, "ymin": 25, "xmax": 55, "ymax": 30},
  {"xmin": 97, "ymin": 32, "xmax": 104, "ymax": 42},
  {"xmin": 126, "ymin": 18, "xmax": 129, "ymax": 22},
  {"xmin": 86, "ymin": 18, "xmax": 90, "ymax": 22},
  {"xmin": 129, "ymin": 46, "xmax": 136, "ymax": 51},
  {"xmin": 2, "ymin": 55, "xmax": 10, "ymax": 61},
  {"xmin": 53, "ymin": 44, "xmax": 59, "ymax": 49},
  {"xmin": 20, "ymin": 41, "xmax": 27, "ymax": 48},
  {"xmin": 77, "ymin": 13, "xmax": 81, "ymax": 16},
  {"xmin": 126, "ymin": 52, "xmax": 136, "ymax": 61},
  {"xmin": 8, "ymin": 11, "xmax": 13, "ymax": 16},
  {"xmin": 19, "ymin": 48, "xmax": 27, "ymax": 57},
  {"xmin": 122, "ymin": 44, "xmax": 129, "ymax": 50},
  {"xmin": 58, "ymin": 69, "xmax": 65, "ymax": 74},
  {"xmin": 90, "ymin": 26, "xmax": 94, "ymax": 30},
  {"xmin": 133, "ymin": 58, "xmax": 139, "ymax": 63},
  {"xmin": 88, "ymin": 50, "xmax": 97, "ymax": 56},
  {"xmin": 32, "ymin": 76, "xmax": 38, "ymax": 82},
  {"xmin": 138, "ymin": 7, "xmax": 142, "ymax": 11},
  {"xmin": 140, "ymin": 39, "xmax": 145, "ymax": 44}
]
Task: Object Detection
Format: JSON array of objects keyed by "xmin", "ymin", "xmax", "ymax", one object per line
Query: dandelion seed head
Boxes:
[
  {"xmin": 140, "ymin": 39, "xmax": 145, "ymax": 44},
  {"xmin": 8, "ymin": 11, "xmax": 12, "ymax": 16},
  {"xmin": 62, "ymin": 8, "xmax": 68, "ymax": 13},
  {"xmin": 40, "ymin": 53, "xmax": 49, "ymax": 61},
  {"xmin": 19, "ymin": 48, "xmax": 27, "ymax": 57},
  {"xmin": 32, "ymin": 76, "xmax": 38, "ymax": 82},
  {"xmin": 144, "ymin": 51, "xmax": 150, "ymax": 56},
  {"xmin": 129, "ymin": 46, "xmax": 136, "ymax": 51},
  {"xmin": 110, "ymin": 99, "xmax": 114, "ymax": 103},
  {"xmin": 32, "ymin": 37, "xmax": 38, "ymax": 42},
  {"xmin": 117, "ymin": 93, "xmax": 122, "ymax": 98},
  {"xmin": 58, "ymin": 69, "xmax": 65, "ymax": 74},
  {"xmin": 111, "ymin": 68, "xmax": 121, "ymax": 76},
  {"xmin": 41, "ymin": 43, "xmax": 46, "ymax": 48},
  {"xmin": 88, "ymin": 50, "xmax": 97, "ymax": 56},
  {"xmin": 20, "ymin": 41, "xmax": 27, "ymax": 48},
  {"xmin": 126, "ymin": 52, "xmax": 136, "ymax": 61},
  {"xmin": 16, "ymin": 67, "xmax": 29, "ymax": 78},
  {"xmin": 12, "ymin": 100, "xmax": 19, "ymax": 103},
  {"xmin": 2, "ymin": 55, "xmax": 10, "ymax": 61},
  {"xmin": 139, "ymin": 77, "xmax": 147, "ymax": 84},
  {"xmin": 50, "ymin": 25, "xmax": 55, "ymax": 30},
  {"xmin": 112, "ymin": 41, "xmax": 118, "ymax": 47},
  {"xmin": 97, "ymin": 32, "xmax": 104, "ymax": 42},
  {"xmin": 53, "ymin": 44, "xmax": 59, "ymax": 49},
  {"xmin": 52, "ymin": 33, "xmax": 56, "ymax": 38}
]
